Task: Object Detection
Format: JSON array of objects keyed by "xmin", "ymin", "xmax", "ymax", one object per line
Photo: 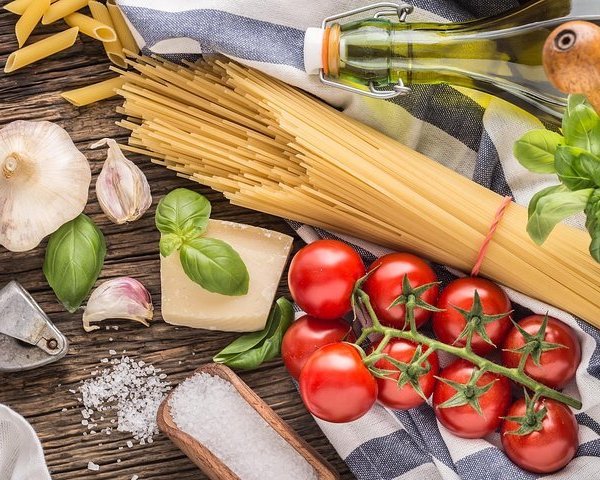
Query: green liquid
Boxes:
[{"xmin": 336, "ymin": 0, "xmax": 600, "ymax": 119}]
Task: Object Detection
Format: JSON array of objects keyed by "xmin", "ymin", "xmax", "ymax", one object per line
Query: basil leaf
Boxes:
[
  {"xmin": 585, "ymin": 190, "xmax": 600, "ymax": 262},
  {"xmin": 563, "ymin": 102, "xmax": 600, "ymax": 156},
  {"xmin": 555, "ymin": 145, "xmax": 600, "ymax": 190},
  {"xmin": 513, "ymin": 130, "xmax": 563, "ymax": 173},
  {"xmin": 527, "ymin": 184, "xmax": 566, "ymax": 219},
  {"xmin": 43, "ymin": 214, "xmax": 106, "ymax": 313},
  {"xmin": 527, "ymin": 188, "xmax": 593, "ymax": 244},
  {"xmin": 159, "ymin": 233, "xmax": 182, "ymax": 257},
  {"xmin": 180, "ymin": 237, "xmax": 249, "ymax": 296},
  {"xmin": 155, "ymin": 188, "xmax": 211, "ymax": 238},
  {"xmin": 213, "ymin": 311, "xmax": 276, "ymax": 363},
  {"xmin": 213, "ymin": 298, "xmax": 294, "ymax": 370}
]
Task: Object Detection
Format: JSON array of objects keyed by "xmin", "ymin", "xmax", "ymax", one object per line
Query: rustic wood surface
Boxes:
[{"xmin": 0, "ymin": 6, "xmax": 354, "ymax": 479}]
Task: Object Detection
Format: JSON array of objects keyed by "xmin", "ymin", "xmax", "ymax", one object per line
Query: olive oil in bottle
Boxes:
[{"xmin": 304, "ymin": 0, "xmax": 600, "ymax": 119}]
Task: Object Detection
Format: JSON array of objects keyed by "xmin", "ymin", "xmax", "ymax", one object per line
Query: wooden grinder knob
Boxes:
[{"xmin": 543, "ymin": 21, "xmax": 600, "ymax": 112}]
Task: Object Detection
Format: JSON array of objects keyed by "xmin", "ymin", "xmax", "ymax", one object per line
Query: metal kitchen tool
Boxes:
[{"xmin": 0, "ymin": 281, "xmax": 68, "ymax": 372}]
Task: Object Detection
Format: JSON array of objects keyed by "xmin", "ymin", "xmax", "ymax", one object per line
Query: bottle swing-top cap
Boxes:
[
  {"xmin": 304, "ymin": 2, "xmax": 414, "ymax": 99},
  {"xmin": 304, "ymin": 27, "xmax": 324, "ymax": 75}
]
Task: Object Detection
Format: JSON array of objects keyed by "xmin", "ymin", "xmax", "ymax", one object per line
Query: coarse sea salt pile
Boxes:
[
  {"xmin": 169, "ymin": 373, "xmax": 318, "ymax": 480},
  {"xmin": 77, "ymin": 356, "xmax": 171, "ymax": 443}
]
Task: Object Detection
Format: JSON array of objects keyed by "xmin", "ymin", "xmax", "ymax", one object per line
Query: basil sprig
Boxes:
[
  {"xmin": 43, "ymin": 214, "xmax": 106, "ymax": 313},
  {"xmin": 213, "ymin": 297, "xmax": 294, "ymax": 370},
  {"xmin": 156, "ymin": 188, "xmax": 249, "ymax": 296},
  {"xmin": 514, "ymin": 94, "xmax": 600, "ymax": 262}
]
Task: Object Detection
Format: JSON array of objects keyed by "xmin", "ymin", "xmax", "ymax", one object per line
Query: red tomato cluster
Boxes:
[{"xmin": 283, "ymin": 240, "xmax": 583, "ymax": 474}]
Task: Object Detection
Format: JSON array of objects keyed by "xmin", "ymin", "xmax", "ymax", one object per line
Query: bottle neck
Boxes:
[{"xmin": 310, "ymin": 0, "xmax": 600, "ymax": 119}]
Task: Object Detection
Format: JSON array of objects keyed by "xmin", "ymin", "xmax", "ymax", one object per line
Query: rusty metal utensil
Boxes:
[
  {"xmin": 0, "ymin": 281, "xmax": 68, "ymax": 372},
  {"xmin": 543, "ymin": 20, "xmax": 600, "ymax": 113}
]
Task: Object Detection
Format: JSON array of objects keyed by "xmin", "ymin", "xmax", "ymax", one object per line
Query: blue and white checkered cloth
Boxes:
[{"xmin": 116, "ymin": 1, "xmax": 600, "ymax": 478}]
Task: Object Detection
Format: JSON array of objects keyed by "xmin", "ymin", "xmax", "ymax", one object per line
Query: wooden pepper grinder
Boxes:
[{"xmin": 543, "ymin": 21, "xmax": 600, "ymax": 112}]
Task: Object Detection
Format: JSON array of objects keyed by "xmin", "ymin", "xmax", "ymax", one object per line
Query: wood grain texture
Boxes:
[{"xmin": 0, "ymin": 5, "xmax": 354, "ymax": 479}]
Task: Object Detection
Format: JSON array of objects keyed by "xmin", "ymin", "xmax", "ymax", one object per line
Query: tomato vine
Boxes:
[{"xmin": 352, "ymin": 276, "xmax": 582, "ymax": 410}]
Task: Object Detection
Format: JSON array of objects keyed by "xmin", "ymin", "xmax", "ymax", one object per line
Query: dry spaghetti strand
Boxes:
[{"xmin": 113, "ymin": 54, "xmax": 600, "ymax": 327}]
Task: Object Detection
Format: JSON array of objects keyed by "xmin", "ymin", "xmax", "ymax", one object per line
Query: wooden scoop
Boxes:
[
  {"xmin": 543, "ymin": 20, "xmax": 600, "ymax": 112},
  {"xmin": 157, "ymin": 363, "xmax": 340, "ymax": 480}
]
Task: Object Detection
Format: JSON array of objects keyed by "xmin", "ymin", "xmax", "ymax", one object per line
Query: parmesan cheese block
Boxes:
[{"xmin": 161, "ymin": 220, "xmax": 293, "ymax": 332}]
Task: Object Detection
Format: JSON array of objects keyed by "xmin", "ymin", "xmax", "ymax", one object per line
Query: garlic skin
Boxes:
[
  {"xmin": 92, "ymin": 138, "xmax": 152, "ymax": 224},
  {"xmin": 0, "ymin": 121, "xmax": 91, "ymax": 252},
  {"xmin": 83, "ymin": 277, "xmax": 154, "ymax": 332}
]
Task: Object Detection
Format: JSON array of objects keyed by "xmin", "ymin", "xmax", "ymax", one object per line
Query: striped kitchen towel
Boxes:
[{"xmin": 115, "ymin": 1, "xmax": 600, "ymax": 479}]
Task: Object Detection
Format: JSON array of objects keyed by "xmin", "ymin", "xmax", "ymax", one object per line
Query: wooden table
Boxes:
[{"xmin": 0, "ymin": 7, "xmax": 354, "ymax": 479}]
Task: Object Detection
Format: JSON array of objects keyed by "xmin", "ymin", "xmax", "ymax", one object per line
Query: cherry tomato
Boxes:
[
  {"xmin": 501, "ymin": 315, "xmax": 581, "ymax": 389},
  {"xmin": 371, "ymin": 339, "xmax": 439, "ymax": 410},
  {"xmin": 299, "ymin": 342, "xmax": 377, "ymax": 423},
  {"xmin": 363, "ymin": 253, "xmax": 438, "ymax": 330},
  {"xmin": 501, "ymin": 397, "xmax": 578, "ymax": 473},
  {"xmin": 288, "ymin": 240, "xmax": 365, "ymax": 320},
  {"xmin": 281, "ymin": 315, "xmax": 354, "ymax": 379},
  {"xmin": 433, "ymin": 359, "xmax": 511, "ymax": 438},
  {"xmin": 432, "ymin": 277, "xmax": 512, "ymax": 355}
]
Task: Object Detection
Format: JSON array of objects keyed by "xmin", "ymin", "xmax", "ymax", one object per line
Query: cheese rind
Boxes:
[{"xmin": 161, "ymin": 220, "xmax": 293, "ymax": 332}]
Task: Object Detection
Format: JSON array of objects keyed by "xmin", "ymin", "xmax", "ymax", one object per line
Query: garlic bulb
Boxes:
[
  {"xmin": 83, "ymin": 277, "xmax": 154, "ymax": 332},
  {"xmin": 0, "ymin": 121, "xmax": 91, "ymax": 252},
  {"xmin": 91, "ymin": 138, "xmax": 152, "ymax": 224}
]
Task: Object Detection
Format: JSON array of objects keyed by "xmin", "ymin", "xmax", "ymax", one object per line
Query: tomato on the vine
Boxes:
[
  {"xmin": 432, "ymin": 277, "xmax": 512, "ymax": 355},
  {"xmin": 370, "ymin": 339, "xmax": 439, "ymax": 410},
  {"xmin": 281, "ymin": 315, "xmax": 354, "ymax": 379},
  {"xmin": 433, "ymin": 359, "xmax": 511, "ymax": 438},
  {"xmin": 363, "ymin": 253, "xmax": 438, "ymax": 330},
  {"xmin": 299, "ymin": 342, "xmax": 377, "ymax": 423},
  {"xmin": 501, "ymin": 315, "xmax": 581, "ymax": 389},
  {"xmin": 501, "ymin": 396, "xmax": 578, "ymax": 474},
  {"xmin": 288, "ymin": 240, "xmax": 365, "ymax": 320}
]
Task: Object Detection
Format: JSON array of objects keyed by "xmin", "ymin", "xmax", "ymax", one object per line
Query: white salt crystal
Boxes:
[
  {"xmin": 131, "ymin": 476, "xmax": 139, "ymax": 480},
  {"xmin": 117, "ymin": 459, "xmax": 121, "ymax": 463},
  {"xmin": 109, "ymin": 350, "xmax": 117, "ymax": 355},
  {"xmin": 76, "ymin": 356, "xmax": 170, "ymax": 443},
  {"xmin": 109, "ymin": 337, "xmax": 113, "ymax": 342},
  {"xmin": 87, "ymin": 461, "xmax": 100, "ymax": 471},
  {"xmin": 127, "ymin": 440, "xmax": 133, "ymax": 448},
  {"xmin": 61, "ymin": 408, "xmax": 67, "ymax": 412},
  {"xmin": 169, "ymin": 373, "xmax": 318, "ymax": 480},
  {"xmin": 101, "ymin": 358, "xmax": 108, "ymax": 363},
  {"xmin": 81, "ymin": 420, "xmax": 88, "ymax": 426}
]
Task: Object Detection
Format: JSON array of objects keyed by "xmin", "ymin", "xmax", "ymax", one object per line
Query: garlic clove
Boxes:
[
  {"xmin": 91, "ymin": 138, "xmax": 152, "ymax": 224},
  {"xmin": 83, "ymin": 277, "xmax": 154, "ymax": 332},
  {"xmin": 0, "ymin": 121, "xmax": 91, "ymax": 252}
]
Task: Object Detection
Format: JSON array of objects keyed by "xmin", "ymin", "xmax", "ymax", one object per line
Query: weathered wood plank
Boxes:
[{"xmin": 0, "ymin": 6, "xmax": 354, "ymax": 479}]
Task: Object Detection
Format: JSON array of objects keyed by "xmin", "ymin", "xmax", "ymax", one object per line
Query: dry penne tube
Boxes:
[
  {"xmin": 88, "ymin": 1, "xmax": 126, "ymax": 67},
  {"xmin": 61, "ymin": 76, "xmax": 125, "ymax": 106},
  {"xmin": 64, "ymin": 12, "xmax": 116, "ymax": 42},
  {"xmin": 41, "ymin": 0, "xmax": 87, "ymax": 25},
  {"xmin": 15, "ymin": 0, "xmax": 49, "ymax": 47},
  {"xmin": 3, "ymin": 0, "xmax": 56, "ymax": 15},
  {"xmin": 106, "ymin": 0, "xmax": 139, "ymax": 53},
  {"xmin": 5, "ymin": 27, "xmax": 78, "ymax": 73}
]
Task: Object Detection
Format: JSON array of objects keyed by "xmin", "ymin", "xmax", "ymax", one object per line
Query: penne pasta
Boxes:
[
  {"xmin": 5, "ymin": 26, "xmax": 78, "ymax": 73},
  {"xmin": 61, "ymin": 76, "xmax": 125, "ymax": 106},
  {"xmin": 106, "ymin": 0, "xmax": 139, "ymax": 53},
  {"xmin": 15, "ymin": 0, "xmax": 49, "ymax": 47},
  {"xmin": 3, "ymin": 0, "xmax": 56, "ymax": 15},
  {"xmin": 41, "ymin": 0, "xmax": 87, "ymax": 25},
  {"xmin": 88, "ymin": 1, "xmax": 126, "ymax": 67},
  {"xmin": 64, "ymin": 12, "xmax": 116, "ymax": 42}
]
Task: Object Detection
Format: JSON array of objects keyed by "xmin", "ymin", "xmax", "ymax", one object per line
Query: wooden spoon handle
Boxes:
[{"xmin": 543, "ymin": 20, "xmax": 600, "ymax": 113}]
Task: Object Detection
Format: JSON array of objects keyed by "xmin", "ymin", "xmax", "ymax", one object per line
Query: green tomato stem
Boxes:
[{"xmin": 356, "ymin": 291, "xmax": 582, "ymax": 410}]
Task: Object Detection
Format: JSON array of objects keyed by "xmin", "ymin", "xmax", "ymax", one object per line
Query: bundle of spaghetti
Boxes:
[{"xmin": 113, "ymin": 54, "xmax": 600, "ymax": 326}]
